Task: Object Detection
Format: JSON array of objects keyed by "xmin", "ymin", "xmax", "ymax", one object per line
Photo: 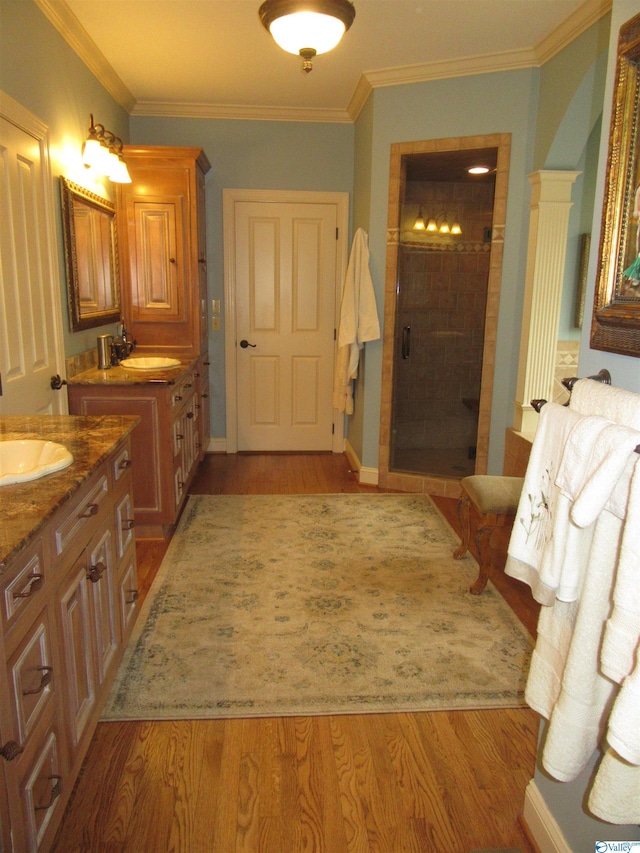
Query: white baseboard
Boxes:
[
  {"xmin": 522, "ymin": 780, "xmax": 572, "ymax": 853},
  {"xmin": 343, "ymin": 441, "xmax": 379, "ymax": 485},
  {"xmin": 359, "ymin": 466, "xmax": 379, "ymax": 485},
  {"xmin": 207, "ymin": 437, "xmax": 227, "ymax": 453}
]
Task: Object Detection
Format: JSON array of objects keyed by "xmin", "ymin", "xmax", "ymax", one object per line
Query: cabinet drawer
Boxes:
[
  {"xmin": 7, "ymin": 607, "xmax": 55, "ymax": 746},
  {"xmin": 170, "ymin": 369, "xmax": 195, "ymax": 409},
  {"xmin": 1, "ymin": 538, "xmax": 47, "ymax": 641},
  {"xmin": 52, "ymin": 471, "xmax": 109, "ymax": 562}
]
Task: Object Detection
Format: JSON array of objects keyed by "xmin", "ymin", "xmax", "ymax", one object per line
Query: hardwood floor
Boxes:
[{"xmin": 51, "ymin": 453, "xmax": 541, "ymax": 853}]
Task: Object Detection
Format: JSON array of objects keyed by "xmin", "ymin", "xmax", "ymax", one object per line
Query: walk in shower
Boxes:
[{"xmin": 389, "ymin": 148, "xmax": 498, "ymax": 480}]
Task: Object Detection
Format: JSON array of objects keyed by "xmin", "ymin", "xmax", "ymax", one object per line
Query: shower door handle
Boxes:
[{"xmin": 402, "ymin": 326, "xmax": 411, "ymax": 359}]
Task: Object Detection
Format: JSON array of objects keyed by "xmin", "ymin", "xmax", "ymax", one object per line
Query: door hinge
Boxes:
[
  {"xmin": 332, "ymin": 423, "xmax": 335, "ymax": 434},
  {"xmin": 336, "ymin": 227, "xmax": 339, "ymax": 240},
  {"xmin": 334, "ymin": 328, "xmax": 337, "ymax": 341}
]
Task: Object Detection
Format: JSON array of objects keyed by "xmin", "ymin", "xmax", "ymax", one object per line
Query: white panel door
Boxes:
[
  {"xmin": 0, "ymin": 97, "xmax": 66, "ymax": 415},
  {"xmin": 234, "ymin": 201, "xmax": 337, "ymax": 451}
]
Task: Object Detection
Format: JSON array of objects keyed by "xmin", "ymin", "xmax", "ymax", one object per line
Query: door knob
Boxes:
[{"xmin": 239, "ymin": 340, "xmax": 256, "ymax": 348}]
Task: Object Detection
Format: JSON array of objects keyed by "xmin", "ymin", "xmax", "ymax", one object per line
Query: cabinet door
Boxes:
[
  {"xmin": 130, "ymin": 197, "xmax": 186, "ymax": 324},
  {"xmin": 2, "ymin": 720, "xmax": 65, "ymax": 853},
  {"xmin": 58, "ymin": 551, "xmax": 95, "ymax": 753},
  {"xmin": 87, "ymin": 529, "xmax": 119, "ymax": 686},
  {"xmin": 118, "ymin": 556, "xmax": 139, "ymax": 643}
]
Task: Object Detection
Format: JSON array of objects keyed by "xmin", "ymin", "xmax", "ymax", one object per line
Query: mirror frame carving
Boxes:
[
  {"xmin": 591, "ymin": 12, "xmax": 640, "ymax": 357},
  {"xmin": 60, "ymin": 176, "xmax": 121, "ymax": 331}
]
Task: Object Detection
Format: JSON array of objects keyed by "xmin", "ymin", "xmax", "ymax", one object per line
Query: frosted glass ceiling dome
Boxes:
[{"xmin": 259, "ymin": 0, "xmax": 355, "ymax": 72}]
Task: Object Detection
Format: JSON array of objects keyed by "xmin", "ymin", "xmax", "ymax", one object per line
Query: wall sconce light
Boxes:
[
  {"xmin": 423, "ymin": 212, "xmax": 462, "ymax": 236},
  {"xmin": 413, "ymin": 207, "xmax": 426, "ymax": 231},
  {"xmin": 259, "ymin": 0, "xmax": 355, "ymax": 73},
  {"xmin": 82, "ymin": 115, "xmax": 131, "ymax": 183}
]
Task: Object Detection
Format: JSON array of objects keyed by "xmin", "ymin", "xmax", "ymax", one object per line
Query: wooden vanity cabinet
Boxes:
[
  {"xmin": 68, "ymin": 363, "xmax": 206, "ymax": 538},
  {"xmin": 0, "ymin": 436, "xmax": 138, "ymax": 852},
  {"xmin": 116, "ymin": 145, "xmax": 211, "ymax": 361}
]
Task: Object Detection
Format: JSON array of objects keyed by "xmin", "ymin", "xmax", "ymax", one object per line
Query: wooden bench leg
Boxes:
[
  {"xmin": 470, "ymin": 524, "xmax": 493, "ymax": 594},
  {"xmin": 453, "ymin": 496, "xmax": 471, "ymax": 559}
]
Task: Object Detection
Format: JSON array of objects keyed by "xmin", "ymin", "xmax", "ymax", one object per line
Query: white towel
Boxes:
[
  {"xmin": 606, "ymin": 645, "xmax": 640, "ymax": 765},
  {"xmin": 539, "ymin": 414, "xmax": 611, "ymax": 603},
  {"xmin": 569, "ymin": 424, "xmax": 640, "ymax": 528},
  {"xmin": 570, "ymin": 378, "xmax": 640, "ymax": 429},
  {"xmin": 333, "ymin": 228, "xmax": 380, "ymax": 414},
  {"xmin": 504, "ymin": 402, "xmax": 585, "ymax": 604},
  {"xmin": 588, "ymin": 748, "xmax": 640, "ymax": 825},
  {"xmin": 537, "ymin": 509, "xmax": 622, "ymax": 781},
  {"xmin": 601, "ymin": 456, "xmax": 640, "ymax": 683},
  {"xmin": 545, "ymin": 418, "xmax": 639, "ymax": 602}
]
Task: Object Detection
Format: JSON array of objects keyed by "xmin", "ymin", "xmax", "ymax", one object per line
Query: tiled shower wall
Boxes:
[{"xmin": 391, "ymin": 180, "xmax": 493, "ymax": 461}]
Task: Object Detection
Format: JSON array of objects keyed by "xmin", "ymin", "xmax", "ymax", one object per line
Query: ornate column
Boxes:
[{"xmin": 513, "ymin": 170, "xmax": 581, "ymax": 434}]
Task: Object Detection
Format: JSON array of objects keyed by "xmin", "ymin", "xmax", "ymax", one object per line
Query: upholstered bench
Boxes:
[{"xmin": 453, "ymin": 475, "xmax": 524, "ymax": 594}]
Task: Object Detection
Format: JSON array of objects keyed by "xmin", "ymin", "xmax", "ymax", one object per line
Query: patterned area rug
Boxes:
[{"xmin": 102, "ymin": 494, "xmax": 533, "ymax": 720}]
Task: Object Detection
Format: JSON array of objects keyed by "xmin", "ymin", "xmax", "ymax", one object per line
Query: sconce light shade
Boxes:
[
  {"xmin": 109, "ymin": 154, "xmax": 132, "ymax": 184},
  {"xmin": 413, "ymin": 208, "xmax": 426, "ymax": 231},
  {"xmin": 259, "ymin": 0, "xmax": 355, "ymax": 72},
  {"xmin": 82, "ymin": 115, "xmax": 131, "ymax": 183},
  {"xmin": 417, "ymin": 211, "xmax": 462, "ymax": 237}
]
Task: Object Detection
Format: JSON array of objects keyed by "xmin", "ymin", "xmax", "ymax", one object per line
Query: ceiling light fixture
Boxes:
[
  {"xmin": 468, "ymin": 165, "xmax": 495, "ymax": 175},
  {"xmin": 82, "ymin": 115, "xmax": 131, "ymax": 183},
  {"xmin": 259, "ymin": 0, "xmax": 355, "ymax": 73}
]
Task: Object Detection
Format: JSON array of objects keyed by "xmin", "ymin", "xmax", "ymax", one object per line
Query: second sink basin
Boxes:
[
  {"xmin": 119, "ymin": 356, "xmax": 182, "ymax": 370},
  {"xmin": 0, "ymin": 439, "xmax": 73, "ymax": 486}
]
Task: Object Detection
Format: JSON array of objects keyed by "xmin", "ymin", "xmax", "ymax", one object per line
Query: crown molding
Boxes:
[
  {"xmin": 534, "ymin": 0, "xmax": 612, "ymax": 65},
  {"xmin": 347, "ymin": 74, "xmax": 373, "ymax": 122},
  {"xmin": 33, "ymin": 0, "xmax": 136, "ymax": 113},
  {"xmin": 130, "ymin": 100, "xmax": 352, "ymax": 124},
  {"xmin": 362, "ymin": 47, "xmax": 538, "ymax": 93},
  {"xmin": 347, "ymin": 0, "xmax": 611, "ymax": 122},
  {"xmin": 35, "ymin": 0, "xmax": 611, "ymax": 125}
]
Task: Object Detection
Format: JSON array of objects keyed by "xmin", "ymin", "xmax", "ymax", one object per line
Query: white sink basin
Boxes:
[
  {"xmin": 0, "ymin": 440, "xmax": 73, "ymax": 486},
  {"xmin": 119, "ymin": 356, "xmax": 181, "ymax": 370}
]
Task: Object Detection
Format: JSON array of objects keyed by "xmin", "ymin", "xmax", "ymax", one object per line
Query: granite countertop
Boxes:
[
  {"xmin": 67, "ymin": 357, "xmax": 196, "ymax": 386},
  {"xmin": 0, "ymin": 415, "xmax": 140, "ymax": 572}
]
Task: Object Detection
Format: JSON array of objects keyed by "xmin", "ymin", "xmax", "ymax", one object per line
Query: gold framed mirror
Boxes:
[
  {"xmin": 60, "ymin": 177, "xmax": 121, "ymax": 331},
  {"xmin": 591, "ymin": 12, "xmax": 640, "ymax": 357}
]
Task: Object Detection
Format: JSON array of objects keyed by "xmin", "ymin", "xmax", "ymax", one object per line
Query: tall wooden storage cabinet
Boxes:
[{"xmin": 116, "ymin": 146, "xmax": 211, "ymax": 360}]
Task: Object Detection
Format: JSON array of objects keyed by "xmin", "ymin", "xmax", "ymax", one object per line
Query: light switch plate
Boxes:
[{"xmin": 212, "ymin": 298, "xmax": 221, "ymax": 314}]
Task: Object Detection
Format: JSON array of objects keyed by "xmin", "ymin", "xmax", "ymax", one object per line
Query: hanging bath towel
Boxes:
[{"xmin": 333, "ymin": 228, "xmax": 381, "ymax": 414}]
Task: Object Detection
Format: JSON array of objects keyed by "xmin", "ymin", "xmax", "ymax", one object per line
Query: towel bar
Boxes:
[{"xmin": 530, "ymin": 368, "xmax": 640, "ymax": 454}]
